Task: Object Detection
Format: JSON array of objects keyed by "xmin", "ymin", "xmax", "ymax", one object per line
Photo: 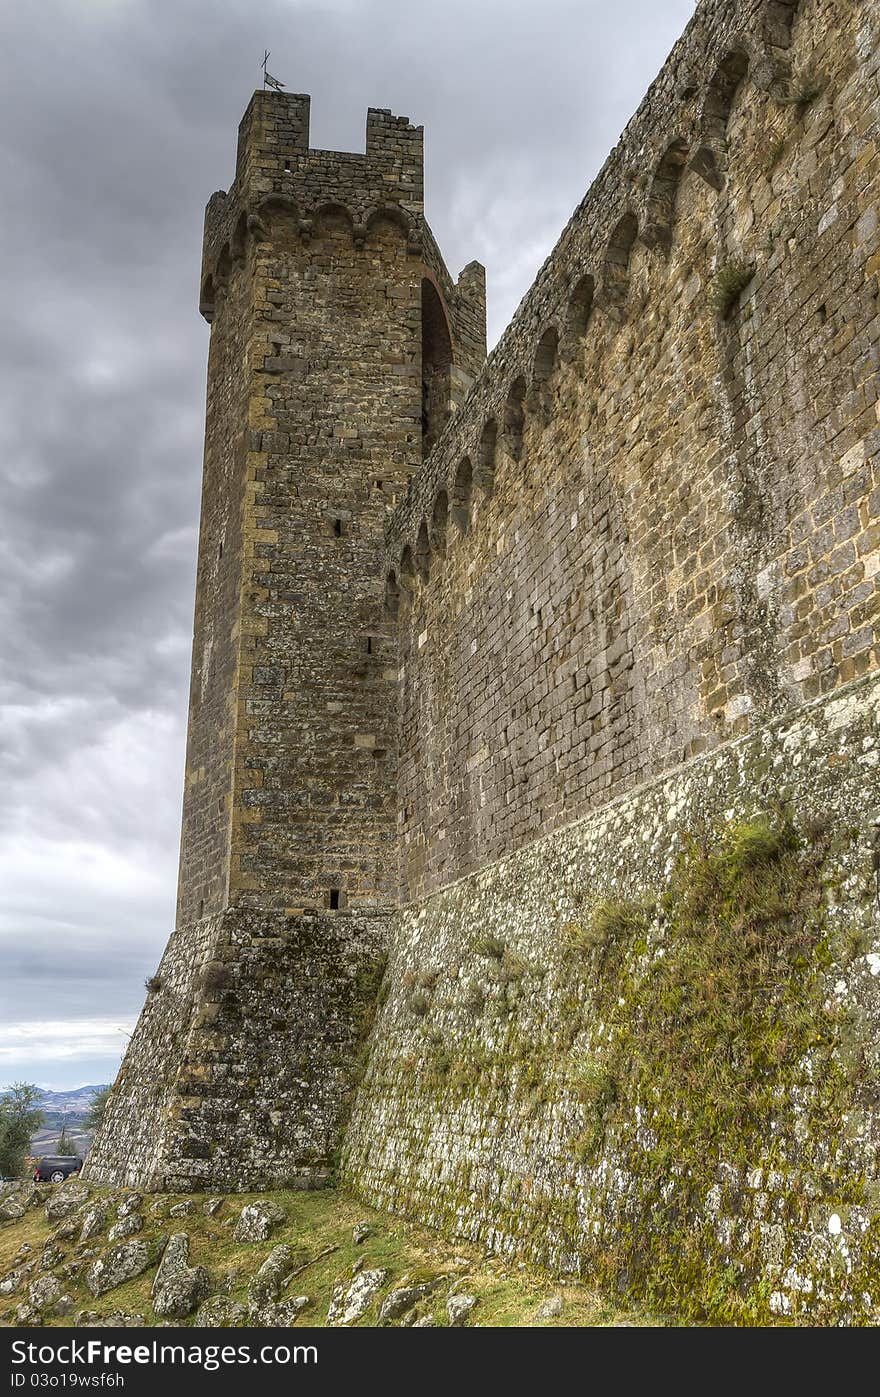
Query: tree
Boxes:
[
  {"xmin": 55, "ymin": 1126, "xmax": 77, "ymax": 1156},
  {"xmin": 0, "ymin": 1082, "xmax": 43, "ymax": 1179},
  {"xmin": 83, "ymin": 1086, "xmax": 111, "ymax": 1135}
]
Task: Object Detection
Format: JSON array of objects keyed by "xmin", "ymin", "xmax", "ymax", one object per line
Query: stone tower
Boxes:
[{"xmin": 85, "ymin": 90, "xmax": 486, "ymax": 1191}]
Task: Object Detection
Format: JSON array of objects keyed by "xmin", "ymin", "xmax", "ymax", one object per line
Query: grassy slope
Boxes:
[{"xmin": 0, "ymin": 1185, "xmax": 657, "ymax": 1328}]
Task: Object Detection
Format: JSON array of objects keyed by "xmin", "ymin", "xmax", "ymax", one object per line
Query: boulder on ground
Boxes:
[
  {"xmin": 0, "ymin": 1187, "xmax": 38, "ymax": 1222},
  {"xmin": 233, "ymin": 1201, "xmax": 286, "ymax": 1243},
  {"xmin": 85, "ymin": 1241, "xmax": 151, "ymax": 1298},
  {"xmin": 327, "ymin": 1269, "xmax": 388, "ymax": 1326},
  {"xmin": 0, "ymin": 1267, "xmax": 29, "ymax": 1296},
  {"xmin": 151, "ymin": 1234, "xmax": 211, "ymax": 1320},
  {"xmin": 78, "ymin": 1204, "xmax": 108, "ymax": 1243},
  {"xmin": 271, "ymin": 1296, "xmax": 310, "ymax": 1325},
  {"xmin": 446, "ymin": 1293, "xmax": 478, "ymax": 1327},
  {"xmin": 49, "ymin": 1219, "xmax": 79, "ymax": 1242},
  {"xmin": 379, "ymin": 1280, "xmax": 440, "ymax": 1325},
  {"xmin": 536, "ymin": 1294, "xmax": 564, "ymax": 1319},
  {"xmin": 108, "ymin": 1214, "xmax": 143, "ymax": 1243},
  {"xmin": 76, "ymin": 1311, "xmax": 146, "ymax": 1328},
  {"xmin": 248, "ymin": 1244, "xmax": 297, "ymax": 1309},
  {"xmin": 195, "ymin": 1296, "xmax": 249, "ymax": 1327},
  {"xmin": 352, "ymin": 1222, "xmax": 371, "ymax": 1245},
  {"xmin": 168, "ymin": 1201, "xmax": 196, "ymax": 1218},
  {"xmin": 28, "ymin": 1275, "xmax": 62, "ymax": 1312},
  {"xmin": 45, "ymin": 1181, "xmax": 90, "ymax": 1222},
  {"xmin": 204, "ymin": 1198, "xmax": 225, "ymax": 1217},
  {"xmin": 116, "ymin": 1193, "xmax": 142, "ymax": 1219}
]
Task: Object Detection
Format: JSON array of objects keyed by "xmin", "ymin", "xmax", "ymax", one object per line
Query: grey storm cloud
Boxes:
[{"xmin": 0, "ymin": 0, "xmax": 693, "ymax": 1087}]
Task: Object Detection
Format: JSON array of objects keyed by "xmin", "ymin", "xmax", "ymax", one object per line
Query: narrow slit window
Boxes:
[
  {"xmin": 329, "ymin": 888, "xmax": 340, "ymax": 910},
  {"xmin": 333, "ymin": 519, "xmax": 344, "ymax": 537}
]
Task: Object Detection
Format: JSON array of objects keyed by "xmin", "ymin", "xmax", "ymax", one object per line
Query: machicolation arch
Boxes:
[{"xmin": 602, "ymin": 212, "xmax": 639, "ymax": 307}]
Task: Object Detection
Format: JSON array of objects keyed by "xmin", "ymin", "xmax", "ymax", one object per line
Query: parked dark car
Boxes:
[{"xmin": 34, "ymin": 1156, "xmax": 83, "ymax": 1183}]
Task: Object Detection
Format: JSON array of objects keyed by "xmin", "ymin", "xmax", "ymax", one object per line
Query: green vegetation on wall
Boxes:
[{"xmin": 566, "ymin": 809, "xmax": 874, "ymax": 1323}]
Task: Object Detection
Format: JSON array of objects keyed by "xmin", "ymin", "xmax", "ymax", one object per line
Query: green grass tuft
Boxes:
[{"xmin": 709, "ymin": 260, "xmax": 755, "ymax": 317}]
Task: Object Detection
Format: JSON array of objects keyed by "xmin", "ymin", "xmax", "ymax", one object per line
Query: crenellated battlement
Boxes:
[{"xmin": 200, "ymin": 91, "xmax": 425, "ymax": 321}]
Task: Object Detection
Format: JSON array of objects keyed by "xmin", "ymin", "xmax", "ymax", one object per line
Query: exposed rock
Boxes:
[
  {"xmin": 40, "ymin": 1245, "xmax": 65, "ymax": 1271},
  {"xmin": 151, "ymin": 1234, "xmax": 211, "ymax": 1319},
  {"xmin": 28, "ymin": 1275, "xmax": 62, "ymax": 1312},
  {"xmin": 108, "ymin": 1214, "xmax": 143, "ymax": 1243},
  {"xmin": 446, "ymin": 1293, "xmax": 478, "ymax": 1326},
  {"xmin": 352, "ymin": 1222, "xmax": 371, "ymax": 1245},
  {"xmin": 233, "ymin": 1201, "xmax": 286, "ymax": 1243},
  {"xmin": 117, "ymin": 1193, "xmax": 142, "ymax": 1219},
  {"xmin": 14, "ymin": 1302, "xmax": 41, "ymax": 1325},
  {"xmin": 0, "ymin": 1187, "xmax": 37, "ymax": 1222},
  {"xmin": 536, "ymin": 1294, "xmax": 564, "ymax": 1319},
  {"xmin": 248, "ymin": 1244, "xmax": 297, "ymax": 1309},
  {"xmin": 76, "ymin": 1311, "xmax": 146, "ymax": 1328},
  {"xmin": 0, "ymin": 1268, "xmax": 27, "ymax": 1296},
  {"xmin": 204, "ymin": 1197, "xmax": 225, "ymax": 1217},
  {"xmin": 168, "ymin": 1201, "xmax": 196, "ymax": 1218},
  {"xmin": 248, "ymin": 1294, "xmax": 310, "ymax": 1326},
  {"xmin": 379, "ymin": 1281, "xmax": 439, "ymax": 1324},
  {"xmin": 327, "ymin": 1269, "xmax": 388, "ymax": 1326},
  {"xmin": 222, "ymin": 1266, "xmax": 244, "ymax": 1294},
  {"xmin": 85, "ymin": 1241, "xmax": 151, "ymax": 1298},
  {"xmin": 45, "ymin": 1181, "xmax": 90, "ymax": 1222},
  {"xmin": 148, "ymin": 1200, "xmax": 167, "ymax": 1218},
  {"xmin": 79, "ymin": 1204, "xmax": 108, "ymax": 1243},
  {"xmin": 53, "ymin": 1296, "xmax": 75, "ymax": 1316},
  {"xmin": 412, "ymin": 1314, "xmax": 436, "ymax": 1327},
  {"xmin": 50, "ymin": 1219, "xmax": 79, "ymax": 1242},
  {"xmin": 195, "ymin": 1296, "xmax": 249, "ymax": 1327},
  {"xmin": 274, "ymin": 1296, "xmax": 310, "ymax": 1324}
]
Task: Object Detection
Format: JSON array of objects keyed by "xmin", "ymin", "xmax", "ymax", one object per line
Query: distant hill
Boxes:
[{"xmin": 29, "ymin": 1084, "xmax": 109, "ymax": 1158}]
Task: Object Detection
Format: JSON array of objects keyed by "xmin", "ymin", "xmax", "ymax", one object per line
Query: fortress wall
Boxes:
[
  {"xmin": 343, "ymin": 669, "xmax": 880, "ymax": 1321},
  {"xmin": 385, "ymin": 0, "xmax": 880, "ymax": 903},
  {"xmin": 87, "ymin": 907, "xmax": 388, "ymax": 1192},
  {"xmin": 342, "ymin": 0, "xmax": 880, "ymax": 1321}
]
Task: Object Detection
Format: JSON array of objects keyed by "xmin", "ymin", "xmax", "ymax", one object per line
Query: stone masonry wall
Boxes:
[
  {"xmin": 89, "ymin": 94, "xmax": 486, "ymax": 1189},
  {"xmin": 344, "ymin": 670, "xmax": 880, "ymax": 1322},
  {"xmin": 86, "ymin": 907, "xmax": 388, "ymax": 1192},
  {"xmin": 184, "ymin": 95, "xmax": 423, "ymax": 923},
  {"xmin": 386, "ymin": 0, "xmax": 880, "ymax": 904}
]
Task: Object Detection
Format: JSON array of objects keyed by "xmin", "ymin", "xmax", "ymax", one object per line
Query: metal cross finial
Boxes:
[{"xmin": 261, "ymin": 50, "xmax": 285, "ymax": 91}]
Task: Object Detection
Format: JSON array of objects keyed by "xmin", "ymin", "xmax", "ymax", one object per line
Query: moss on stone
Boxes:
[{"xmin": 568, "ymin": 808, "xmax": 874, "ymax": 1323}]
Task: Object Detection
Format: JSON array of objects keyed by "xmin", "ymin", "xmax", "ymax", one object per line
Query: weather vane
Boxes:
[{"xmin": 261, "ymin": 51, "xmax": 285, "ymax": 91}]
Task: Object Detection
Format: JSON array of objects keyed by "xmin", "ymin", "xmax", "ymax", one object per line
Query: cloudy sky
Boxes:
[{"xmin": 0, "ymin": 0, "xmax": 693, "ymax": 1091}]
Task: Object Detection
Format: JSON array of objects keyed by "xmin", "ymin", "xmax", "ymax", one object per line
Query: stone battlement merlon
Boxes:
[
  {"xmin": 384, "ymin": 0, "xmax": 814, "ymax": 564},
  {"xmin": 199, "ymin": 90, "xmax": 425, "ymax": 320}
]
